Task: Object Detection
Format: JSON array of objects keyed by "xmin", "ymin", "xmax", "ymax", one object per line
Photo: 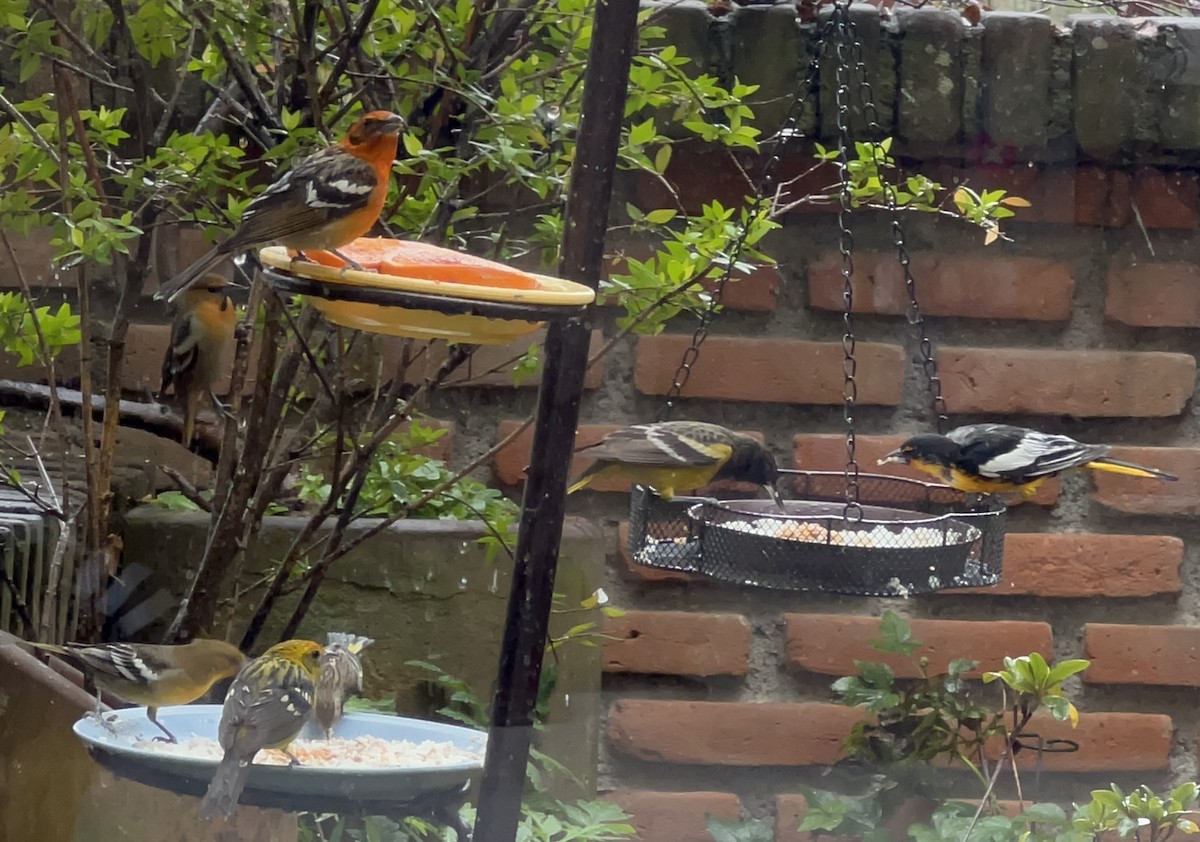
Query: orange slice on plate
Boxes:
[{"xmin": 293, "ymin": 240, "xmax": 538, "ymax": 290}]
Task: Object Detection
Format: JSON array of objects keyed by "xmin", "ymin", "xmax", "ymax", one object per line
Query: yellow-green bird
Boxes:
[{"xmin": 567, "ymin": 421, "xmax": 784, "ymax": 505}]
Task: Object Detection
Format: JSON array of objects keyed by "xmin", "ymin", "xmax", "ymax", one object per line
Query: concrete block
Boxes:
[
  {"xmin": 731, "ymin": 3, "xmax": 807, "ymax": 133},
  {"xmin": 817, "ymin": 3, "xmax": 893, "ymax": 140},
  {"xmin": 1155, "ymin": 19, "xmax": 1200, "ymax": 151},
  {"xmin": 982, "ymin": 13, "xmax": 1054, "ymax": 151},
  {"xmin": 897, "ymin": 9, "xmax": 965, "ymax": 145},
  {"xmin": 1070, "ymin": 15, "xmax": 1139, "ymax": 159}
]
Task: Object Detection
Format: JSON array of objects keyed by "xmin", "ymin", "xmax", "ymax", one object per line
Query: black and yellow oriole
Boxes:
[
  {"xmin": 567, "ymin": 420, "xmax": 784, "ymax": 505},
  {"xmin": 28, "ymin": 638, "xmax": 245, "ymax": 742},
  {"xmin": 200, "ymin": 639, "xmax": 324, "ymax": 819},
  {"xmin": 879, "ymin": 423, "xmax": 1178, "ymax": 497}
]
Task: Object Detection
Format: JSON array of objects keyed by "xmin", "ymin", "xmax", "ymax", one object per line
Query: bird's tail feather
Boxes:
[
  {"xmin": 567, "ymin": 463, "xmax": 608, "ymax": 495},
  {"xmin": 154, "ymin": 247, "xmax": 224, "ymax": 304},
  {"xmin": 182, "ymin": 390, "xmax": 198, "ymax": 446},
  {"xmin": 1087, "ymin": 458, "xmax": 1177, "ymax": 481},
  {"xmin": 199, "ymin": 753, "xmax": 251, "ymax": 819}
]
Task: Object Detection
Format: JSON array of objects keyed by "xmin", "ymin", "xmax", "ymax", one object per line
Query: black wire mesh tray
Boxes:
[{"xmin": 627, "ymin": 470, "xmax": 1005, "ymax": 595}]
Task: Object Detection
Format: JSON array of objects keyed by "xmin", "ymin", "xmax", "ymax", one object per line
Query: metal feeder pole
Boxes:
[{"xmin": 472, "ymin": 1, "xmax": 638, "ymax": 839}]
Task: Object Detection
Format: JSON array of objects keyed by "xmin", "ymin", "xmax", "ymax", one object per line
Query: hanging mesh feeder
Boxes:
[{"xmin": 627, "ymin": 471, "xmax": 1005, "ymax": 595}]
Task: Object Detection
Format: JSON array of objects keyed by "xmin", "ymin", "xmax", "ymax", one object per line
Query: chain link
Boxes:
[
  {"xmin": 845, "ymin": 7, "xmax": 948, "ymax": 434},
  {"xmin": 830, "ymin": 0, "xmax": 861, "ymax": 520},
  {"xmin": 658, "ymin": 17, "xmax": 836, "ymax": 422}
]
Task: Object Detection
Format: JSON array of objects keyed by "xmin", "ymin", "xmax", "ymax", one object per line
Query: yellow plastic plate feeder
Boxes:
[{"xmin": 259, "ymin": 244, "xmax": 596, "ymax": 344}]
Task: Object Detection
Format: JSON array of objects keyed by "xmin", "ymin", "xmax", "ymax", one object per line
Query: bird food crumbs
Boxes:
[
  {"xmin": 722, "ymin": 519, "xmax": 959, "ymax": 548},
  {"xmin": 134, "ymin": 735, "xmax": 483, "ymax": 768}
]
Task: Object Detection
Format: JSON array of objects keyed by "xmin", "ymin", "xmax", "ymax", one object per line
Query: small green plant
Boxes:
[
  {"xmin": 303, "ymin": 801, "xmax": 636, "ymax": 842},
  {"xmin": 0, "ymin": 292, "xmax": 80, "ymax": 367},
  {"xmin": 705, "ymin": 815, "xmax": 775, "ymax": 842},
  {"xmin": 781, "ymin": 612, "xmax": 1096, "ymax": 842},
  {"xmin": 833, "ymin": 611, "xmax": 1003, "ymax": 777},
  {"xmin": 298, "ymin": 419, "xmax": 519, "ymax": 562},
  {"xmin": 983, "ymin": 652, "xmax": 1089, "ymax": 726}
]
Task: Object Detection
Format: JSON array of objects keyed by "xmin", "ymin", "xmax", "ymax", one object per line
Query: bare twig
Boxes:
[{"xmin": 160, "ymin": 464, "xmax": 214, "ymax": 512}]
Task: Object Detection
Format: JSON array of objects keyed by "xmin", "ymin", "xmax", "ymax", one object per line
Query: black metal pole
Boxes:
[{"xmin": 472, "ymin": 2, "xmax": 639, "ymax": 840}]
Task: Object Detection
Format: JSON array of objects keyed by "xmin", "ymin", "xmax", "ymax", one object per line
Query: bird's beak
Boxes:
[
  {"xmin": 766, "ymin": 482, "xmax": 786, "ymax": 513},
  {"xmin": 878, "ymin": 449, "xmax": 904, "ymax": 466},
  {"xmin": 383, "ymin": 114, "xmax": 406, "ymax": 133}
]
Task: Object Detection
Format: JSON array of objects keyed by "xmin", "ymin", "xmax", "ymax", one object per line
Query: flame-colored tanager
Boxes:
[
  {"xmin": 28, "ymin": 638, "xmax": 245, "ymax": 742},
  {"xmin": 155, "ymin": 110, "xmax": 406, "ymax": 305},
  {"xmin": 158, "ymin": 274, "xmax": 237, "ymax": 445},
  {"xmin": 313, "ymin": 631, "xmax": 374, "ymax": 739},
  {"xmin": 567, "ymin": 420, "xmax": 784, "ymax": 506},
  {"xmin": 199, "ymin": 639, "xmax": 325, "ymax": 819},
  {"xmin": 880, "ymin": 423, "xmax": 1178, "ymax": 497}
]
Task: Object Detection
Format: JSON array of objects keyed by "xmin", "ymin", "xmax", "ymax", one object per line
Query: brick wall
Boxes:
[{"xmin": 7, "ymin": 7, "xmax": 1200, "ymax": 839}]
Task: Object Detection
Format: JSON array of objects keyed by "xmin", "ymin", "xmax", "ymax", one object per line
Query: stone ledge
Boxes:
[{"xmin": 641, "ymin": 1, "xmax": 1200, "ymax": 162}]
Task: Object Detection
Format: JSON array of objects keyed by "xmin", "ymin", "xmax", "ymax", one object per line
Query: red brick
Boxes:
[
  {"xmin": 634, "ymin": 148, "xmax": 757, "ymax": 216},
  {"xmin": 938, "ymin": 347, "xmax": 1195, "ymax": 417},
  {"xmin": 604, "ymin": 610, "xmax": 750, "ymax": 676},
  {"xmin": 147, "ymin": 225, "xmax": 214, "ymax": 294},
  {"xmin": 1074, "ymin": 167, "xmax": 1132, "ymax": 227},
  {"xmin": 956, "ymin": 533, "xmax": 1183, "ymax": 597},
  {"xmin": 705, "ymin": 264, "xmax": 780, "ymax": 312},
  {"xmin": 615, "ymin": 521, "xmax": 705, "ymax": 584},
  {"xmin": 989, "ymin": 711, "xmax": 1172, "ymax": 772},
  {"xmin": 0, "ymin": 341, "xmax": 82, "ymax": 386},
  {"xmin": 601, "ymin": 790, "xmax": 741, "ymax": 842},
  {"xmin": 1105, "ymin": 257, "xmax": 1200, "ymax": 327},
  {"xmin": 791, "ymin": 434, "xmax": 1060, "ymax": 506},
  {"xmin": 362, "ymin": 330, "xmax": 605, "ymax": 391},
  {"xmin": 1131, "ymin": 168, "xmax": 1199, "ymax": 229},
  {"xmin": 607, "ymin": 700, "xmax": 862, "ymax": 765},
  {"xmin": 784, "ymin": 614, "xmax": 1052, "ymax": 678},
  {"xmin": 0, "ymin": 226, "xmax": 63, "ymax": 287},
  {"xmin": 808, "ymin": 253, "xmax": 1074, "ymax": 321},
  {"xmin": 1092, "ymin": 446, "xmax": 1200, "ymax": 515},
  {"xmin": 496, "ymin": 421, "xmax": 765, "ymax": 492},
  {"xmin": 635, "ymin": 335, "xmax": 904, "ymax": 406},
  {"xmin": 1084, "ymin": 624, "xmax": 1200, "ymax": 686},
  {"xmin": 927, "ymin": 163, "xmax": 1073, "ymax": 226}
]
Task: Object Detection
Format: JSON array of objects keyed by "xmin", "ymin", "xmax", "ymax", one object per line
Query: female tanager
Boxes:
[
  {"xmin": 199, "ymin": 639, "xmax": 324, "ymax": 819},
  {"xmin": 28, "ymin": 638, "xmax": 245, "ymax": 742},
  {"xmin": 313, "ymin": 631, "xmax": 374, "ymax": 738},
  {"xmin": 880, "ymin": 423, "xmax": 1178, "ymax": 497},
  {"xmin": 568, "ymin": 420, "xmax": 784, "ymax": 506},
  {"xmin": 155, "ymin": 110, "xmax": 406, "ymax": 305},
  {"xmin": 158, "ymin": 274, "xmax": 236, "ymax": 445}
]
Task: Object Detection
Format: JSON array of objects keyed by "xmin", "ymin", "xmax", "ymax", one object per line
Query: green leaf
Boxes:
[
  {"xmin": 872, "ymin": 610, "xmax": 920, "ymax": 656},
  {"xmin": 628, "ymin": 118, "xmax": 656, "ymax": 147}
]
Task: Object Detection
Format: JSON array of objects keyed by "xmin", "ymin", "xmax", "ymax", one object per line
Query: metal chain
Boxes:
[
  {"xmin": 657, "ymin": 18, "xmax": 836, "ymax": 422},
  {"xmin": 831, "ymin": 0, "xmax": 861, "ymax": 520},
  {"xmin": 845, "ymin": 10, "xmax": 948, "ymax": 434}
]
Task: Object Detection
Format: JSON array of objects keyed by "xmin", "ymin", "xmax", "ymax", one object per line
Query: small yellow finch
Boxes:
[
  {"xmin": 199, "ymin": 639, "xmax": 324, "ymax": 819},
  {"xmin": 880, "ymin": 423, "xmax": 1177, "ymax": 497},
  {"xmin": 314, "ymin": 632, "xmax": 374, "ymax": 738}
]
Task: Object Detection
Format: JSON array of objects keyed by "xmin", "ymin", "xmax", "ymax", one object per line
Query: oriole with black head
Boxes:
[
  {"xmin": 567, "ymin": 420, "xmax": 784, "ymax": 507},
  {"xmin": 879, "ymin": 423, "xmax": 1177, "ymax": 497}
]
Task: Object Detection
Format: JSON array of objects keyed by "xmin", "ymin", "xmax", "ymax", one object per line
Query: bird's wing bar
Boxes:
[
  {"xmin": 227, "ymin": 147, "xmax": 377, "ymax": 247},
  {"xmin": 76, "ymin": 643, "xmax": 168, "ymax": 686},
  {"xmin": 576, "ymin": 425, "xmax": 727, "ymax": 467},
  {"xmin": 973, "ymin": 431, "xmax": 1107, "ymax": 480}
]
